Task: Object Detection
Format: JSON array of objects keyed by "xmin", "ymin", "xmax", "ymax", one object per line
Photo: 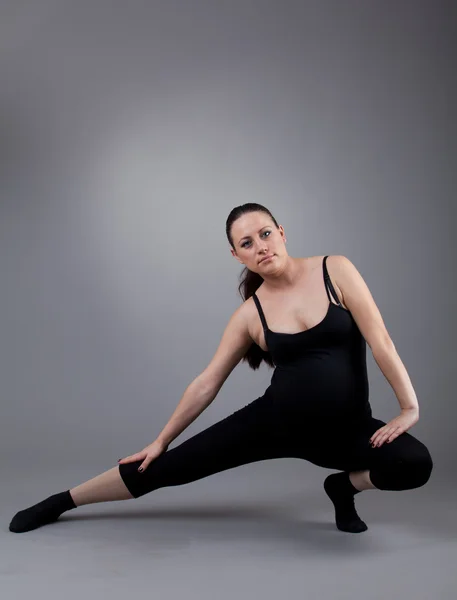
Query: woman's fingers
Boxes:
[
  {"xmin": 370, "ymin": 427, "xmax": 386, "ymax": 447},
  {"xmin": 138, "ymin": 458, "xmax": 150, "ymax": 472},
  {"xmin": 118, "ymin": 452, "xmax": 145, "ymax": 464},
  {"xmin": 138, "ymin": 453, "xmax": 160, "ymax": 472},
  {"xmin": 119, "ymin": 441, "xmax": 166, "ymax": 471},
  {"xmin": 370, "ymin": 426, "xmax": 397, "ymax": 447}
]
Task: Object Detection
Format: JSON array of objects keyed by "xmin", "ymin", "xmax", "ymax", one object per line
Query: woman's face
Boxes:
[{"xmin": 230, "ymin": 212, "xmax": 287, "ymax": 272}]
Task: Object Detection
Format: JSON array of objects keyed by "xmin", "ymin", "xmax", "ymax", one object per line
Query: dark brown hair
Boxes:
[{"xmin": 226, "ymin": 203, "xmax": 279, "ymax": 370}]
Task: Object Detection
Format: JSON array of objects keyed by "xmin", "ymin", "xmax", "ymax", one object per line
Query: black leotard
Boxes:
[
  {"xmin": 118, "ymin": 255, "xmax": 432, "ymax": 499},
  {"xmin": 252, "ymin": 255, "xmax": 372, "ymax": 424}
]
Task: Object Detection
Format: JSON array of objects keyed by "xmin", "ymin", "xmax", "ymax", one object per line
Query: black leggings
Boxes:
[{"xmin": 118, "ymin": 396, "xmax": 433, "ymax": 499}]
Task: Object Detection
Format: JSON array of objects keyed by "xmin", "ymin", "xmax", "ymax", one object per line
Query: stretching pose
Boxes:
[{"xmin": 9, "ymin": 203, "xmax": 433, "ymax": 534}]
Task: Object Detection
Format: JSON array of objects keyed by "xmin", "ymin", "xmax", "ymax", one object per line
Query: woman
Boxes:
[{"xmin": 9, "ymin": 203, "xmax": 433, "ymax": 534}]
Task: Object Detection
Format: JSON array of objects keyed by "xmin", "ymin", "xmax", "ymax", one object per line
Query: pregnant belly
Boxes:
[{"xmin": 267, "ymin": 365, "xmax": 359, "ymax": 418}]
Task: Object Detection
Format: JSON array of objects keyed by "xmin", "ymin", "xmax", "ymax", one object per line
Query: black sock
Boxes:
[
  {"xmin": 324, "ymin": 472, "xmax": 368, "ymax": 533},
  {"xmin": 9, "ymin": 490, "xmax": 77, "ymax": 533}
]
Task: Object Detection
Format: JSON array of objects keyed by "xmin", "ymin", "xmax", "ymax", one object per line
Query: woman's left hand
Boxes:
[{"xmin": 369, "ymin": 408, "xmax": 419, "ymax": 448}]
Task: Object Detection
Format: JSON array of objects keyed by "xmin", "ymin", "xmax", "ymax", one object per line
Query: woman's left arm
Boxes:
[{"xmin": 332, "ymin": 255, "xmax": 419, "ymax": 447}]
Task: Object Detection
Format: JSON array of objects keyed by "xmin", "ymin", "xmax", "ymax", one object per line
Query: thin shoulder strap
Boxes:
[
  {"xmin": 252, "ymin": 293, "xmax": 268, "ymax": 331},
  {"xmin": 323, "ymin": 255, "xmax": 342, "ymax": 306}
]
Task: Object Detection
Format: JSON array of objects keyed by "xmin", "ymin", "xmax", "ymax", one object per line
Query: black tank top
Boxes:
[{"xmin": 252, "ymin": 255, "xmax": 372, "ymax": 423}]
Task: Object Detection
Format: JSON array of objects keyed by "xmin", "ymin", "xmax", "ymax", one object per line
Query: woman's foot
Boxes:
[
  {"xmin": 9, "ymin": 490, "xmax": 77, "ymax": 533},
  {"xmin": 324, "ymin": 472, "xmax": 368, "ymax": 533}
]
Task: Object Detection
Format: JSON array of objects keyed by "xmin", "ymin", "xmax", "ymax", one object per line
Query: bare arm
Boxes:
[{"xmin": 156, "ymin": 302, "xmax": 253, "ymax": 447}]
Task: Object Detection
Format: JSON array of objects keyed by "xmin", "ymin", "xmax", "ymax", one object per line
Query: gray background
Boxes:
[{"xmin": 1, "ymin": 1, "xmax": 456, "ymax": 599}]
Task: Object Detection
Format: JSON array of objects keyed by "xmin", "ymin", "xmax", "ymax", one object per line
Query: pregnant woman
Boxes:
[{"xmin": 9, "ymin": 203, "xmax": 433, "ymax": 535}]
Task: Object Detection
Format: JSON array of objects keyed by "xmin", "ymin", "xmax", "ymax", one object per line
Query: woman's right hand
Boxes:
[{"xmin": 118, "ymin": 439, "xmax": 169, "ymax": 473}]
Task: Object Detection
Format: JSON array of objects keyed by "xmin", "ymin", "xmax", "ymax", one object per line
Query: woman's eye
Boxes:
[{"xmin": 242, "ymin": 231, "xmax": 270, "ymax": 248}]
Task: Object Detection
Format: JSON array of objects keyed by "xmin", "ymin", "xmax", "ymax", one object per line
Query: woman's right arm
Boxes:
[{"xmin": 155, "ymin": 302, "xmax": 253, "ymax": 448}]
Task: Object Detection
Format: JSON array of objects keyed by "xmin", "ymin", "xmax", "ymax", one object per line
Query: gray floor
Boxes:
[{"xmin": 2, "ymin": 462, "xmax": 455, "ymax": 600}]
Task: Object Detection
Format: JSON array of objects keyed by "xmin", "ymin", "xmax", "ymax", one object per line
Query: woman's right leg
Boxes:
[
  {"xmin": 118, "ymin": 396, "xmax": 288, "ymax": 498},
  {"xmin": 9, "ymin": 397, "xmax": 289, "ymax": 532},
  {"xmin": 74, "ymin": 396, "xmax": 288, "ymax": 505}
]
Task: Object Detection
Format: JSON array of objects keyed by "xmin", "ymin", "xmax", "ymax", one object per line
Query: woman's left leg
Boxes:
[
  {"xmin": 290, "ymin": 416, "xmax": 433, "ymax": 533},
  {"xmin": 342, "ymin": 417, "xmax": 434, "ymax": 491},
  {"xmin": 323, "ymin": 416, "xmax": 434, "ymax": 532}
]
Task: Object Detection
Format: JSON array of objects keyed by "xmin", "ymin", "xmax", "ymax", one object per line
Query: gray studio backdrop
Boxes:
[{"xmin": 1, "ymin": 1, "xmax": 455, "ymax": 491}]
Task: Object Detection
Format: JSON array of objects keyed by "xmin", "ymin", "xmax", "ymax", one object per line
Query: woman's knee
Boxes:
[
  {"xmin": 403, "ymin": 448, "xmax": 434, "ymax": 489},
  {"xmin": 118, "ymin": 461, "xmax": 158, "ymax": 499},
  {"xmin": 371, "ymin": 446, "xmax": 434, "ymax": 491}
]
